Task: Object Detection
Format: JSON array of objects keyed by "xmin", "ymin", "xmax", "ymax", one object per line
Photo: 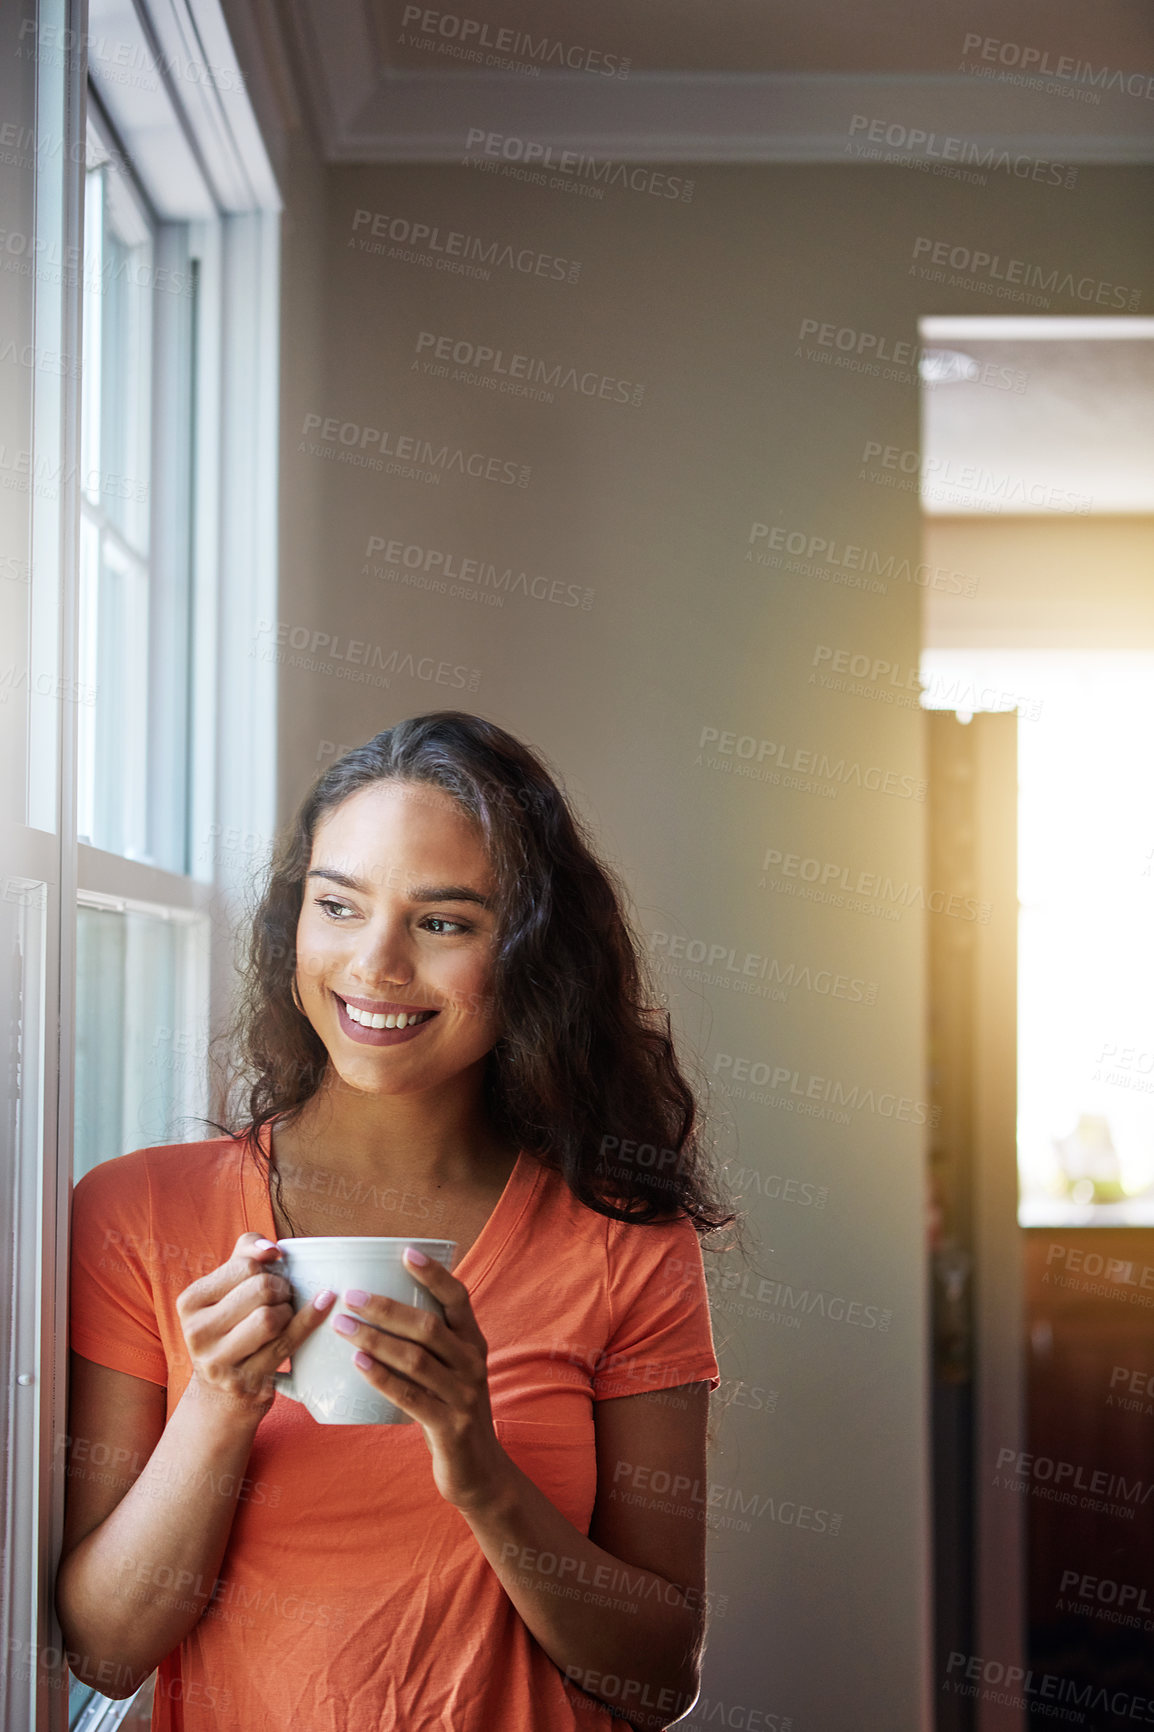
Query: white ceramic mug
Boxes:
[{"xmin": 273, "ymin": 1237, "xmax": 457, "ymax": 1425}]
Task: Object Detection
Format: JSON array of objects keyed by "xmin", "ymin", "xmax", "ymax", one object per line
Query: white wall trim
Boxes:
[
  {"xmin": 89, "ymin": 0, "xmax": 281, "ymax": 216},
  {"xmin": 209, "ymin": 207, "xmax": 279, "ymax": 904},
  {"xmin": 288, "ymin": 67, "xmax": 1154, "ymax": 165},
  {"xmin": 77, "ymin": 843, "xmax": 214, "ymax": 911},
  {"xmin": 923, "ymin": 315, "xmax": 1154, "ymax": 340}
]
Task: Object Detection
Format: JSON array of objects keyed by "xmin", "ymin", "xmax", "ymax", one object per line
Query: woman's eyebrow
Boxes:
[
  {"xmin": 409, "ymin": 883, "xmax": 493, "ymax": 908},
  {"xmin": 306, "ymin": 867, "xmax": 369, "ymax": 890},
  {"xmin": 306, "ymin": 867, "xmax": 492, "ymax": 907}
]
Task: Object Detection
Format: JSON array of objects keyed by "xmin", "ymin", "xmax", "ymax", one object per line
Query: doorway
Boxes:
[{"xmin": 921, "ymin": 316, "xmax": 1154, "ymax": 1730}]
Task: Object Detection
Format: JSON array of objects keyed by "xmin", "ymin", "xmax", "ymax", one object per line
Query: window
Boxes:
[
  {"xmin": 75, "ymin": 896, "xmax": 210, "ymax": 1182},
  {"xmin": 0, "ymin": 1, "xmax": 281, "ymax": 1725},
  {"xmin": 74, "ymin": 90, "xmax": 211, "ymax": 1239},
  {"xmin": 921, "ymin": 648, "xmax": 1154, "ymax": 1226}
]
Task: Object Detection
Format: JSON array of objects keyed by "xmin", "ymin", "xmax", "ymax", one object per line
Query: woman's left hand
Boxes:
[{"xmin": 330, "ymin": 1248, "xmax": 510, "ymax": 1511}]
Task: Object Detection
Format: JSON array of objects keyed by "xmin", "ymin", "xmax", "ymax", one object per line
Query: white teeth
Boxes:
[{"xmin": 343, "ymin": 1001, "xmax": 432, "ymax": 1031}]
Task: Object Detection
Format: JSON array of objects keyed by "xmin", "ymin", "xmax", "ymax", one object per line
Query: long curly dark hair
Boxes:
[{"xmin": 217, "ymin": 711, "xmax": 739, "ymax": 1243}]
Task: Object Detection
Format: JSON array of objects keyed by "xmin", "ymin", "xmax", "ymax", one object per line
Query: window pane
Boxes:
[
  {"xmin": 84, "ymin": 157, "xmax": 152, "ymax": 554},
  {"xmin": 88, "ymin": 539, "xmax": 149, "ymax": 858},
  {"xmin": 74, "ymin": 903, "xmax": 209, "ymax": 1180},
  {"xmin": 75, "ymin": 528, "xmax": 149, "ymax": 854},
  {"xmin": 79, "ymin": 105, "xmax": 196, "ymax": 873}
]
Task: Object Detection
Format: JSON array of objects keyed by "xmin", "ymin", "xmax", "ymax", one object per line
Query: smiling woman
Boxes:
[
  {"xmin": 285, "ymin": 779, "xmax": 508, "ymax": 1140},
  {"xmin": 56, "ymin": 711, "xmax": 740, "ymax": 1732}
]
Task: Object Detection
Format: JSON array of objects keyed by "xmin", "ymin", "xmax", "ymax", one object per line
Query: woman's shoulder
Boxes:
[
  {"xmin": 524, "ymin": 1152, "xmax": 699, "ymax": 1251},
  {"xmin": 73, "ymin": 1132, "xmax": 246, "ymax": 1215}
]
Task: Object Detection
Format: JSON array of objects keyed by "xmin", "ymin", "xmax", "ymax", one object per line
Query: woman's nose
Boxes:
[{"xmin": 352, "ymin": 916, "xmax": 414, "ymax": 986}]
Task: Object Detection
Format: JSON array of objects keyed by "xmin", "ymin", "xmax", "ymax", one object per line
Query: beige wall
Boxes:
[{"xmin": 272, "ymin": 154, "xmax": 1154, "ymax": 1728}]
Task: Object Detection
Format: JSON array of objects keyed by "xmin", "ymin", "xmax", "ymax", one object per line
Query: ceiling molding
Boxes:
[
  {"xmin": 284, "ymin": 0, "xmax": 380, "ymax": 161},
  {"xmin": 282, "ymin": 65, "xmax": 1154, "ymax": 165}
]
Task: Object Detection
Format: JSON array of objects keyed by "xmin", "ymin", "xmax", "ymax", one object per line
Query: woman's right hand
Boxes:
[{"xmin": 176, "ymin": 1232, "xmax": 335, "ymax": 1418}]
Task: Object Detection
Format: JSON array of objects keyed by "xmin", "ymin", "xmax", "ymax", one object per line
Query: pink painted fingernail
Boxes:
[
  {"xmin": 353, "ymin": 1351, "xmax": 373, "ymax": 1370},
  {"xmin": 313, "ymin": 1289, "xmax": 336, "ymax": 1311},
  {"xmin": 332, "ymin": 1313, "xmax": 358, "ymax": 1336},
  {"xmin": 344, "ymin": 1288, "xmax": 370, "ymax": 1307},
  {"xmin": 403, "ymin": 1246, "xmax": 429, "ymax": 1266}
]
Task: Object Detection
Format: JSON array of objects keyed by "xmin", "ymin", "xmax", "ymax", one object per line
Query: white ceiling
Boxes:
[{"xmin": 922, "ymin": 327, "xmax": 1154, "ymax": 514}]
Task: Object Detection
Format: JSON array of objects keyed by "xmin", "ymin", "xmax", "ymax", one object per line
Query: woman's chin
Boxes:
[{"xmin": 323, "ymin": 1062, "xmax": 425, "ymax": 1099}]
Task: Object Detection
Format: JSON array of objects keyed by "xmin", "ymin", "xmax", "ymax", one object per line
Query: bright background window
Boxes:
[{"xmin": 920, "ymin": 648, "xmax": 1154, "ymax": 1225}]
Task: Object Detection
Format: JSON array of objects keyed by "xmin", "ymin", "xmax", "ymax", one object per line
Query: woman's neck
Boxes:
[{"xmin": 271, "ymin": 1064, "xmax": 512, "ymax": 1191}]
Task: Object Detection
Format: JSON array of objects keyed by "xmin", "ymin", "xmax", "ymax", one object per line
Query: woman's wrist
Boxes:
[
  {"xmin": 181, "ymin": 1371, "xmax": 272, "ymax": 1439},
  {"xmin": 446, "ymin": 1439, "xmax": 520, "ymax": 1518}
]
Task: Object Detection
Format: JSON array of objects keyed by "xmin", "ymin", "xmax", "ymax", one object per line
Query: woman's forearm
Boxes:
[
  {"xmin": 56, "ymin": 1381, "xmax": 265, "ymax": 1696},
  {"xmin": 458, "ymin": 1457, "xmax": 704, "ymax": 1729}
]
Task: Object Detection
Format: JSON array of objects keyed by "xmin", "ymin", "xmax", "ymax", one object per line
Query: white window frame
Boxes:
[{"xmin": 1, "ymin": 1, "xmax": 282, "ymax": 1726}]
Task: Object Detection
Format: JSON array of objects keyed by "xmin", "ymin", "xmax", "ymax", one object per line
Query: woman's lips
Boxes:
[{"xmin": 333, "ymin": 994, "xmax": 439, "ymax": 1047}]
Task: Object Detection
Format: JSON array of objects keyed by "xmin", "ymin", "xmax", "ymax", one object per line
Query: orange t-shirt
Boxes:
[{"xmin": 68, "ymin": 1130, "xmax": 721, "ymax": 1731}]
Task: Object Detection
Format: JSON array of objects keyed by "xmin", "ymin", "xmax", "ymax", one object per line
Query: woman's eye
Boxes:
[{"xmin": 313, "ymin": 900, "xmax": 470, "ymax": 933}]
